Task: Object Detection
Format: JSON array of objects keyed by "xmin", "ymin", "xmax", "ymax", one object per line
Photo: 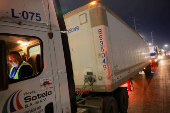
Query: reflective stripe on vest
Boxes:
[{"xmin": 9, "ymin": 61, "xmax": 32, "ymax": 79}]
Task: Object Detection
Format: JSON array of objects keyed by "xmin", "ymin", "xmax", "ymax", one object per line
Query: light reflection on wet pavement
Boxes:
[{"xmin": 128, "ymin": 59, "xmax": 170, "ymax": 113}]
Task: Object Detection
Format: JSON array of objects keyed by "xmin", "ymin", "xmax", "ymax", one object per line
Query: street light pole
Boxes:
[{"xmin": 151, "ymin": 32, "xmax": 154, "ymax": 45}]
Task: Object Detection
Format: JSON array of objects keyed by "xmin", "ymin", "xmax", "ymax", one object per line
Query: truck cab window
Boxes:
[
  {"xmin": 0, "ymin": 34, "xmax": 43, "ymax": 82},
  {"xmin": 28, "ymin": 45, "xmax": 42, "ymax": 75},
  {"xmin": 29, "ymin": 45, "xmax": 40, "ymax": 57}
]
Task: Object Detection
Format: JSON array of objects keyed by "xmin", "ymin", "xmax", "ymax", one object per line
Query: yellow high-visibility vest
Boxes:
[{"xmin": 9, "ymin": 61, "xmax": 32, "ymax": 79}]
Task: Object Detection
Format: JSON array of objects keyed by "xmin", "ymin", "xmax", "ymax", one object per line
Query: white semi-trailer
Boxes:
[
  {"xmin": 64, "ymin": 0, "xmax": 151, "ymax": 112},
  {"xmin": 0, "ymin": 0, "xmax": 151, "ymax": 113}
]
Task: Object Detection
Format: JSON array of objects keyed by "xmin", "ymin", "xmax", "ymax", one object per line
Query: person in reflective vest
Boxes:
[{"xmin": 8, "ymin": 51, "xmax": 33, "ymax": 79}]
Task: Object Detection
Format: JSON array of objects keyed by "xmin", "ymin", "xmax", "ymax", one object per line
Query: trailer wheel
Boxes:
[
  {"xmin": 114, "ymin": 87, "xmax": 129, "ymax": 113},
  {"xmin": 103, "ymin": 97, "xmax": 119, "ymax": 113},
  {"xmin": 145, "ymin": 64, "xmax": 151, "ymax": 75}
]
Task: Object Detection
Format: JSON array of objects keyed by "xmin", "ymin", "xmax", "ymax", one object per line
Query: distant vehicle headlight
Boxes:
[{"xmin": 158, "ymin": 56, "xmax": 163, "ymax": 59}]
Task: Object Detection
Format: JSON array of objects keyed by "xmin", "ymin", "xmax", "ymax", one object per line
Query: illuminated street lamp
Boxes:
[
  {"xmin": 149, "ymin": 43, "xmax": 152, "ymax": 46},
  {"xmin": 163, "ymin": 44, "xmax": 168, "ymax": 50},
  {"xmin": 163, "ymin": 44, "xmax": 168, "ymax": 56}
]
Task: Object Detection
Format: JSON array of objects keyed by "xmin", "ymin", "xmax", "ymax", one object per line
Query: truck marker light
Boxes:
[{"xmin": 90, "ymin": 1, "xmax": 96, "ymax": 5}]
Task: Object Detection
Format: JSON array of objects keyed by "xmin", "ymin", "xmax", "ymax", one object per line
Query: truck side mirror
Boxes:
[{"xmin": 0, "ymin": 40, "xmax": 8, "ymax": 91}]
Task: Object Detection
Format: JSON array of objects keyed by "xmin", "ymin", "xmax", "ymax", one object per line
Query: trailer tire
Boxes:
[
  {"xmin": 114, "ymin": 87, "xmax": 128, "ymax": 113},
  {"xmin": 145, "ymin": 64, "xmax": 151, "ymax": 75},
  {"xmin": 103, "ymin": 97, "xmax": 119, "ymax": 113}
]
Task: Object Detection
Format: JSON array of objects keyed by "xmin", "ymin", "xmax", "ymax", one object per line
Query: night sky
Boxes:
[{"xmin": 58, "ymin": 0, "xmax": 170, "ymax": 50}]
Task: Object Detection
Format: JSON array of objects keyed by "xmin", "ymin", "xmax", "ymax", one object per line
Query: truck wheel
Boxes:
[
  {"xmin": 114, "ymin": 87, "xmax": 128, "ymax": 113},
  {"xmin": 103, "ymin": 97, "xmax": 119, "ymax": 113},
  {"xmin": 145, "ymin": 64, "xmax": 151, "ymax": 75}
]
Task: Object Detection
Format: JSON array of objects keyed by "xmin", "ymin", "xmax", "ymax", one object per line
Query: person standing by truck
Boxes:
[{"xmin": 8, "ymin": 51, "xmax": 33, "ymax": 79}]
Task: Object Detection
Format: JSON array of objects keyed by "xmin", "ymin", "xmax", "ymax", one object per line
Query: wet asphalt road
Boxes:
[{"xmin": 127, "ymin": 58, "xmax": 170, "ymax": 113}]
